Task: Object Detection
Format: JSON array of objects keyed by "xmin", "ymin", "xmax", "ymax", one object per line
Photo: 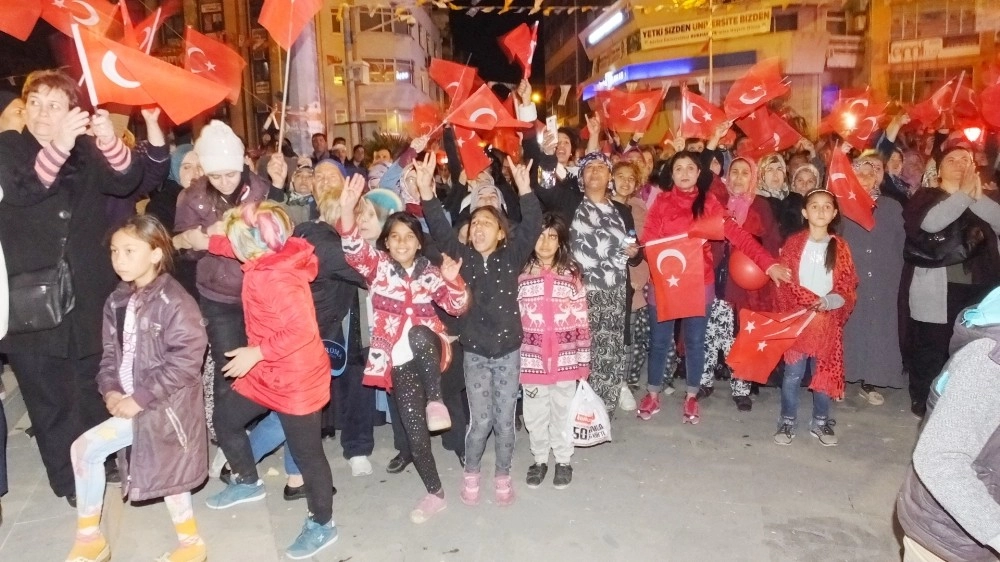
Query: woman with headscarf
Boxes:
[
  {"xmin": 757, "ymin": 153, "xmax": 802, "ymax": 242},
  {"xmin": 145, "ymin": 144, "xmax": 202, "ymax": 232},
  {"xmin": 840, "ymin": 154, "xmax": 907, "ymax": 406}
]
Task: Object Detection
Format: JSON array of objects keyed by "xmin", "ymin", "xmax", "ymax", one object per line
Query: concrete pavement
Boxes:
[{"xmin": 0, "ymin": 382, "xmax": 918, "ymax": 561}]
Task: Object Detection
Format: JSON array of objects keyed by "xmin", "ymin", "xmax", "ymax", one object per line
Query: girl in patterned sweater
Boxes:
[
  {"xmin": 337, "ymin": 174, "xmax": 469, "ymax": 524},
  {"xmin": 518, "ymin": 212, "xmax": 590, "ymax": 490}
]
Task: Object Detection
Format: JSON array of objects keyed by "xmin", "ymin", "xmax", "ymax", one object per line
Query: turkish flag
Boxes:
[
  {"xmin": 742, "ymin": 111, "xmax": 803, "ymax": 159},
  {"xmin": 259, "ymin": 0, "xmax": 322, "ymax": 50},
  {"xmin": 453, "ymin": 125, "xmax": 491, "ymax": 178},
  {"xmin": 646, "ymin": 234, "xmax": 706, "ymax": 322},
  {"xmin": 408, "ymin": 103, "xmax": 443, "ymax": 139},
  {"xmin": 952, "ymin": 85, "xmax": 980, "ymax": 120},
  {"xmin": 429, "ymin": 58, "xmax": 478, "ymax": 111},
  {"xmin": 821, "ymin": 92, "xmax": 883, "ymax": 149},
  {"xmin": 133, "ymin": 7, "xmax": 165, "ymax": 54},
  {"xmin": 981, "ymin": 84, "xmax": 1000, "ymax": 128},
  {"xmin": 73, "ymin": 24, "xmax": 230, "ymax": 124},
  {"xmin": 723, "ymin": 58, "xmax": 790, "ymax": 119},
  {"xmin": 908, "ymin": 80, "xmax": 954, "ymax": 126},
  {"xmin": 0, "ymin": 0, "xmax": 42, "ymax": 41},
  {"xmin": 826, "ymin": 150, "xmax": 875, "ymax": 231},
  {"xmin": 680, "ymin": 88, "xmax": 726, "ymax": 140},
  {"xmin": 734, "ymin": 106, "xmax": 772, "ymax": 146},
  {"xmin": 601, "ymin": 89, "xmax": 662, "ymax": 133},
  {"xmin": 498, "ymin": 22, "xmax": 538, "ymax": 80},
  {"xmin": 41, "ymin": 0, "xmax": 117, "ymax": 37},
  {"xmin": 447, "ymin": 84, "xmax": 532, "ymax": 131},
  {"xmin": 184, "ymin": 27, "xmax": 247, "ymax": 104},
  {"xmin": 726, "ymin": 308, "xmax": 816, "ymax": 384}
]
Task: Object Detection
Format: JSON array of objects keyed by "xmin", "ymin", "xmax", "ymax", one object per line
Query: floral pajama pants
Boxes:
[
  {"xmin": 700, "ymin": 299, "xmax": 751, "ymax": 397},
  {"xmin": 586, "ymin": 286, "xmax": 628, "ymax": 417}
]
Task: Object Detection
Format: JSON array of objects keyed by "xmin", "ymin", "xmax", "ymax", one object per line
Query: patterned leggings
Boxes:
[
  {"xmin": 586, "ymin": 286, "xmax": 628, "ymax": 417},
  {"xmin": 700, "ymin": 299, "xmax": 751, "ymax": 397},
  {"xmin": 626, "ymin": 305, "xmax": 651, "ymax": 387},
  {"xmin": 391, "ymin": 325, "xmax": 444, "ymax": 494},
  {"xmin": 463, "ymin": 349, "xmax": 520, "ymax": 475}
]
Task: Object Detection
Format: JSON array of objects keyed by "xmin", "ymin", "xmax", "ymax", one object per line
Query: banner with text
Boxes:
[{"xmin": 639, "ymin": 7, "xmax": 772, "ymax": 51}]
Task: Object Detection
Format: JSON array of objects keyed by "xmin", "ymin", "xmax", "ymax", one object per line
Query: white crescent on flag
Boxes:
[
  {"xmin": 101, "ymin": 52, "xmax": 141, "ymax": 89},
  {"xmin": 623, "ymin": 102, "xmax": 647, "ymax": 122},
  {"xmin": 468, "ymin": 108, "xmax": 498, "ymax": 127},
  {"xmin": 70, "ymin": 0, "xmax": 100, "ymax": 26}
]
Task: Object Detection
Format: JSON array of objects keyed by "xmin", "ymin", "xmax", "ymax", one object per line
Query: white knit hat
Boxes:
[{"xmin": 194, "ymin": 120, "xmax": 245, "ymax": 174}]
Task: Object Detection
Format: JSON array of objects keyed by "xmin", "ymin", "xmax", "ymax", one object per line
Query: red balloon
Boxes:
[{"xmin": 729, "ymin": 249, "xmax": 769, "ymax": 290}]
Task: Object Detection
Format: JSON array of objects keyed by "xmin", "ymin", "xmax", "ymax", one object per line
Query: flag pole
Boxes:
[{"xmin": 276, "ymin": 1, "xmax": 295, "ymax": 150}]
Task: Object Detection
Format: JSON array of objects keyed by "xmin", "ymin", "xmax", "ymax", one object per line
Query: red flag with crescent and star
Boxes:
[
  {"xmin": 741, "ymin": 110, "xmax": 804, "ymax": 159},
  {"xmin": 908, "ymin": 80, "xmax": 955, "ymax": 126},
  {"xmin": 41, "ymin": 0, "xmax": 117, "ymax": 37},
  {"xmin": 447, "ymin": 84, "xmax": 532, "ymax": 131},
  {"xmin": 258, "ymin": 0, "xmax": 323, "ymax": 50},
  {"xmin": 0, "ymin": 0, "xmax": 42, "ymax": 41},
  {"xmin": 184, "ymin": 27, "xmax": 247, "ymax": 104},
  {"xmin": 429, "ymin": 58, "xmax": 478, "ymax": 111},
  {"xmin": 498, "ymin": 22, "xmax": 538, "ymax": 81},
  {"xmin": 645, "ymin": 234, "xmax": 706, "ymax": 322},
  {"xmin": 597, "ymin": 89, "xmax": 662, "ymax": 134},
  {"xmin": 680, "ymin": 88, "xmax": 726, "ymax": 140},
  {"xmin": 820, "ymin": 91, "xmax": 883, "ymax": 149},
  {"xmin": 408, "ymin": 103, "xmax": 444, "ymax": 139},
  {"xmin": 826, "ymin": 149, "xmax": 875, "ymax": 231},
  {"xmin": 72, "ymin": 24, "xmax": 230, "ymax": 124},
  {"xmin": 726, "ymin": 308, "xmax": 816, "ymax": 384},
  {"xmin": 723, "ymin": 58, "xmax": 790, "ymax": 119},
  {"xmin": 453, "ymin": 125, "xmax": 491, "ymax": 178}
]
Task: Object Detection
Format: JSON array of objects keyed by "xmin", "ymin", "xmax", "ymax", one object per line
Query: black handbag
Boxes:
[
  {"xmin": 7, "ymin": 249, "xmax": 76, "ymax": 335},
  {"xmin": 903, "ymin": 210, "xmax": 987, "ymax": 268}
]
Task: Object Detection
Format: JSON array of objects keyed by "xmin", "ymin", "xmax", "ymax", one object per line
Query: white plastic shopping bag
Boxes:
[{"xmin": 566, "ymin": 380, "xmax": 612, "ymax": 447}]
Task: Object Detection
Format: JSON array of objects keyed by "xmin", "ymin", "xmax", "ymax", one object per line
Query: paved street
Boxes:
[{"xmin": 1, "ymin": 382, "xmax": 918, "ymax": 562}]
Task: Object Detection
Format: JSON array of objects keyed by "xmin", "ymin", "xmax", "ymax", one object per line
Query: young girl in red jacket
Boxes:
[
  {"xmin": 337, "ymin": 174, "xmax": 469, "ymax": 524},
  {"xmin": 203, "ymin": 201, "xmax": 338, "ymax": 560},
  {"xmin": 773, "ymin": 189, "xmax": 858, "ymax": 447},
  {"xmin": 518, "ymin": 212, "xmax": 590, "ymax": 490},
  {"xmin": 66, "ymin": 216, "xmax": 208, "ymax": 562},
  {"xmin": 641, "ymin": 151, "xmax": 792, "ymax": 424}
]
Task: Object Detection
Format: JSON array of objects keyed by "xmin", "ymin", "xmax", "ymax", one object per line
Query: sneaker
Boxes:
[
  {"xmin": 459, "ymin": 472, "xmax": 480, "ymax": 506},
  {"xmin": 552, "ymin": 463, "xmax": 573, "ymax": 490},
  {"xmin": 494, "ymin": 475, "xmax": 516, "ymax": 507},
  {"xmin": 733, "ymin": 396, "xmax": 753, "ymax": 411},
  {"xmin": 409, "ymin": 493, "xmax": 447, "ymax": 524},
  {"xmin": 618, "ymin": 386, "xmax": 637, "ymax": 411},
  {"xmin": 65, "ymin": 535, "xmax": 110, "ymax": 562},
  {"xmin": 348, "ymin": 455, "xmax": 373, "ymax": 477},
  {"xmin": 695, "ymin": 385, "xmax": 715, "ymax": 400},
  {"xmin": 636, "ymin": 393, "xmax": 661, "ymax": 421},
  {"xmin": 683, "ymin": 396, "xmax": 700, "ymax": 424},
  {"xmin": 773, "ymin": 422, "xmax": 795, "ymax": 445},
  {"xmin": 426, "ymin": 401, "xmax": 452, "ymax": 432},
  {"xmin": 156, "ymin": 540, "xmax": 207, "ymax": 562},
  {"xmin": 285, "ymin": 517, "xmax": 338, "ymax": 560},
  {"xmin": 811, "ymin": 420, "xmax": 838, "ymax": 446},
  {"xmin": 205, "ymin": 480, "xmax": 266, "ymax": 509},
  {"xmin": 858, "ymin": 384, "xmax": 885, "ymax": 406},
  {"xmin": 525, "ymin": 463, "xmax": 548, "ymax": 488}
]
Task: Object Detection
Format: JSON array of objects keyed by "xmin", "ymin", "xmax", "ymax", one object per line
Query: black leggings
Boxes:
[
  {"xmin": 215, "ymin": 390, "xmax": 334, "ymax": 524},
  {"xmin": 390, "ymin": 325, "xmax": 444, "ymax": 494}
]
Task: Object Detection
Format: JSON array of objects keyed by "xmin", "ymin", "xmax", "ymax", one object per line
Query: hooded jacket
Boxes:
[
  {"xmin": 96, "ymin": 274, "xmax": 208, "ymax": 501},
  {"xmin": 208, "ymin": 235, "xmax": 332, "ymax": 414}
]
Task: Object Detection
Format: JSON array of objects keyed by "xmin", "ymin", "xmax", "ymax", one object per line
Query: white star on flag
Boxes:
[
  {"xmin": 667, "ymin": 275, "xmax": 680, "ymax": 287},
  {"xmin": 205, "ymin": 61, "xmax": 216, "ymax": 71},
  {"xmin": 848, "ymin": 191, "xmax": 857, "ymax": 200},
  {"xmin": 757, "ymin": 341, "xmax": 768, "ymax": 352},
  {"xmin": 745, "ymin": 321, "xmax": 756, "ymax": 333},
  {"xmin": 53, "ymin": 0, "xmax": 65, "ymax": 7}
]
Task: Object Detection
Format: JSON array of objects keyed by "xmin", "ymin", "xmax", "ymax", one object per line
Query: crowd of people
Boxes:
[{"xmin": 0, "ymin": 68, "xmax": 998, "ymax": 561}]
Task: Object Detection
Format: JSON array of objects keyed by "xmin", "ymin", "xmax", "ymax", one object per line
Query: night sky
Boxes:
[{"xmin": 449, "ymin": 2, "xmax": 545, "ymax": 85}]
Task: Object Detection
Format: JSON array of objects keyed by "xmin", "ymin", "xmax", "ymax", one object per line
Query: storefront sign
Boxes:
[
  {"xmin": 888, "ymin": 38, "xmax": 980, "ymax": 63},
  {"xmin": 639, "ymin": 8, "xmax": 771, "ymax": 50}
]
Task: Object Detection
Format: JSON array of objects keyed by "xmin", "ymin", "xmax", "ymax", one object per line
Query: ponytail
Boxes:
[{"xmin": 825, "ymin": 236, "xmax": 838, "ymax": 273}]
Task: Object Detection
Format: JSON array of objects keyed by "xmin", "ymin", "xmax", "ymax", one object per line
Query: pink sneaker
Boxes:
[
  {"xmin": 426, "ymin": 401, "xmax": 452, "ymax": 432},
  {"xmin": 459, "ymin": 472, "xmax": 480, "ymax": 506},
  {"xmin": 683, "ymin": 396, "xmax": 700, "ymax": 424},
  {"xmin": 494, "ymin": 475, "xmax": 516, "ymax": 507},
  {"xmin": 409, "ymin": 493, "xmax": 447, "ymax": 523},
  {"xmin": 637, "ymin": 393, "xmax": 661, "ymax": 421}
]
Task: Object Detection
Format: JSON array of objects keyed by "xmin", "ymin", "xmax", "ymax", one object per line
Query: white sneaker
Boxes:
[
  {"xmin": 618, "ymin": 386, "xmax": 637, "ymax": 411},
  {"xmin": 348, "ymin": 455, "xmax": 373, "ymax": 477}
]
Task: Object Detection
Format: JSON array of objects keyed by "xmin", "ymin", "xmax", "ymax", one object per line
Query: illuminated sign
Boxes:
[
  {"xmin": 639, "ymin": 7, "xmax": 771, "ymax": 50},
  {"xmin": 581, "ymin": 50, "xmax": 757, "ymax": 100}
]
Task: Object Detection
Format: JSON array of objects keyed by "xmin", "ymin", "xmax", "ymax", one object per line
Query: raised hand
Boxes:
[
  {"xmin": 410, "ymin": 134, "xmax": 429, "ymax": 153},
  {"xmin": 267, "ymin": 152, "xmax": 288, "ymax": 188},
  {"xmin": 53, "ymin": 106, "xmax": 90, "ymax": 152},
  {"xmin": 440, "ymin": 253, "xmax": 463, "ymax": 282},
  {"xmin": 540, "ymin": 129, "xmax": 557, "ymax": 156},
  {"xmin": 413, "ymin": 151, "xmax": 437, "ymax": 200},
  {"xmin": 140, "ymin": 106, "xmax": 165, "ymax": 147},
  {"xmin": 516, "ymin": 79, "xmax": 532, "ymax": 106},
  {"xmin": 507, "ymin": 155, "xmax": 533, "ymax": 194},
  {"xmin": 90, "ymin": 109, "xmax": 116, "ymax": 145},
  {"xmin": 339, "ymin": 172, "xmax": 366, "ymax": 230},
  {"xmin": 586, "ymin": 113, "xmax": 602, "ymax": 137}
]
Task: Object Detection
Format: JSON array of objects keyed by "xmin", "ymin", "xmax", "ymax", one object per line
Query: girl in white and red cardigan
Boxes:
[
  {"xmin": 518, "ymin": 212, "xmax": 591, "ymax": 490},
  {"xmin": 337, "ymin": 174, "xmax": 469, "ymax": 524}
]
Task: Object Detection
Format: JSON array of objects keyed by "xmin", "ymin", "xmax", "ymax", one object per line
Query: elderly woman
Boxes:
[
  {"xmin": 902, "ymin": 140, "xmax": 1000, "ymax": 417},
  {"xmin": 0, "ymin": 70, "xmax": 146, "ymax": 504},
  {"xmin": 841, "ymin": 154, "xmax": 907, "ymax": 406}
]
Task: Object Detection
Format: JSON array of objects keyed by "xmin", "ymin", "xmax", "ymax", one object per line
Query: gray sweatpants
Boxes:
[{"xmin": 463, "ymin": 349, "xmax": 520, "ymax": 475}]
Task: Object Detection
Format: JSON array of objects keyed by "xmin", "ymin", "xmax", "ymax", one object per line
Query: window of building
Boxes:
[
  {"xmin": 330, "ymin": 10, "xmax": 342, "ymax": 33},
  {"xmin": 364, "ymin": 59, "xmax": 415, "ymax": 84},
  {"xmin": 888, "ymin": 65, "xmax": 973, "ymax": 103},
  {"xmin": 359, "ymin": 7, "xmax": 413, "ymax": 35},
  {"xmin": 771, "ymin": 10, "xmax": 798, "ymax": 32},
  {"xmin": 331, "ymin": 64, "xmax": 345, "ymax": 85},
  {"xmin": 891, "ymin": 0, "xmax": 977, "ymax": 40},
  {"xmin": 826, "ymin": 10, "xmax": 848, "ymax": 35}
]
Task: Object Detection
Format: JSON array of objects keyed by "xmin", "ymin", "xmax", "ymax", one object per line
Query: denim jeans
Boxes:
[
  {"xmin": 646, "ymin": 291, "xmax": 713, "ymax": 395},
  {"xmin": 780, "ymin": 356, "xmax": 831, "ymax": 429},
  {"xmin": 247, "ymin": 412, "xmax": 299, "ymax": 476},
  {"xmin": 463, "ymin": 349, "xmax": 520, "ymax": 475}
]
